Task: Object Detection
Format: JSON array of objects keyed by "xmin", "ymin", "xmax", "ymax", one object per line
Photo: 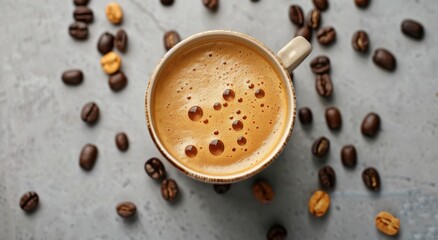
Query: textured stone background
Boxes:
[{"xmin": 1, "ymin": 0, "xmax": 437, "ymax": 239}]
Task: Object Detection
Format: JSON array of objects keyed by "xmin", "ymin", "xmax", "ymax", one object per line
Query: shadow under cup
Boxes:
[{"xmin": 145, "ymin": 31, "xmax": 296, "ymax": 183}]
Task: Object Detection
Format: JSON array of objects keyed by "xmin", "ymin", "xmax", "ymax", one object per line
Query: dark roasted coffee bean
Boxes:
[
  {"xmin": 289, "ymin": 5, "xmax": 304, "ymax": 27},
  {"xmin": 267, "ymin": 225, "xmax": 287, "ymax": 240},
  {"xmin": 97, "ymin": 32, "xmax": 114, "ymax": 55},
  {"xmin": 213, "ymin": 184, "xmax": 231, "ymax": 194},
  {"xmin": 307, "ymin": 9, "xmax": 321, "ymax": 29},
  {"xmin": 362, "ymin": 167, "xmax": 380, "ymax": 190},
  {"xmin": 317, "ymin": 26, "xmax": 336, "ymax": 45},
  {"xmin": 352, "ymin": 30, "xmax": 369, "ymax": 53},
  {"xmin": 116, "ymin": 202, "xmax": 136, "ymax": 218},
  {"xmin": 203, "ymin": 0, "xmax": 219, "ymax": 10},
  {"xmin": 341, "ymin": 145, "xmax": 357, "ymax": 168},
  {"xmin": 312, "ymin": 137, "xmax": 330, "ymax": 158},
  {"xmin": 373, "ymin": 48, "xmax": 396, "ymax": 71},
  {"xmin": 252, "ymin": 179, "xmax": 274, "ymax": 204},
  {"xmin": 298, "ymin": 107, "xmax": 313, "ymax": 125},
  {"xmin": 161, "ymin": 179, "xmax": 179, "ymax": 201},
  {"xmin": 295, "ymin": 26, "xmax": 312, "ymax": 42},
  {"xmin": 81, "ymin": 102, "xmax": 99, "ymax": 124},
  {"xmin": 74, "ymin": 6, "xmax": 93, "ymax": 23},
  {"xmin": 79, "ymin": 144, "xmax": 98, "ymax": 170},
  {"xmin": 361, "ymin": 112, "xmax": 380, "ymax": 137},
  {"xmin": 160, "ymin": 0, "xmax": 174, "ymax": 6},
  {"xmin": 355, "ymin": 0, "xmax": 370, "ymax": 8},
  {"xmin": 315, "ymin": 74, "xmax": 333, "ymax": 97},
  {"xmin": 74, "ymin": 0, "xmax": 89, "ymax": 6},
  {"xmin": 313, "ymin": 0, "xmax": 328, "ymax": 11},
  {"xmin": 108, "ymin": 71, "xmax": 127, "ymax": 91},
  {"xmin": 144, "ymin": 158, "xmax": 166, "ymax": 180},
  {"xmin": 19, "ymin": 192, "xmax": 39, "ymax": 212},
  {"xmin": 310, "ymin": 56, "xmax": 330, "ymax": 74},
  {"xmin": 318, "ymin": 166, "xmax": 336, "ymax": 188},
  {"xmin": 62, "ymin": 69, "xmax": 83, "ymax": 85},
  {"xmin": 251, "ymin": 0, "xmax": 259, "ymax": 2},
  {"xmin": 401, "ymin": 19, "xmax": 424, "ymax": 40},
  {"xmin": 115, "ymin": 132, "xmax": 129, "ymax": 151},
  {"xmin": 325, "ymin": 107, "xmax": 342, "ymax": 130},
  {"xmin": 115, "ymin": 29, "xmax": 128, "ymax": 52},
  {"xmin": 69, "ymin": 22, "xmax": 88, "ymax": 40},
  {"xmin": 164, "ymin": 31, "xmax": 181, "ymax": 51}
]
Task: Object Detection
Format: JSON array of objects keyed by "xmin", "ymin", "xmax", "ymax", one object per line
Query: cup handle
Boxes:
[{"xmin": 277, "ymin": 36, "xmax": 312, "ymax": 72}]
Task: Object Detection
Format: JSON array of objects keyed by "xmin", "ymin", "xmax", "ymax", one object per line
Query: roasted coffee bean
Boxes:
[
  {"xmin": 81, "ymin": 102, "xmax": 99, "ymax": 124},
  {"xmin": 307, "ymin": 9, "xmax": 321, "ymax": 29},
  {"xmin": 375, "ymin": 211, "xmax": 400, "ymax": 236},
  {"xmin": 161, "ymin": 179, "xmax": 179, "ymax": 201},
  {"xmin": 298, "ymin": 107, "xmax": 313, "ymax": 125},
  {"xmin": 401, "ymin": 19, "xmax": 424, "ymax": 40},
  {"xmin": 203, "ymin": 0, "xmax": 219, "ymax": 10},
  {"xmin": 213, "ymin": 184, "xmax": 231, "ymax": 194},
  {"xmin": 115, "ymin": 132, "xmax": 129, "ymax": 151},
  {"xmin": 355, "ymin": 0, "xmax": 370, "ymax": 8},
  {"xmin": 325, "ymin": 107, "xmax": 342, "ymax": 130},
  {"xmin": 115, "ymin": 29, "xmax": 128, "ymax": 52},
  {"xmin": 164, "ymin": 31, "xmax": 181, "ymax": 51},
  {"xmin": 160, "ymin": 0, "xmax": 174, "ymax": 6},
  {"xmin": 318, "ymin": 166, "xmax": 336, "ymax": 189},
  {"xmin": 266, "ymin": 225, "xmax": 287, "ymax": 240},
  {"xmin": 144, "ymin": 158, "xmax": 166, "ymax": 180},
  {"xmin": 295, "ymin": 26, "xmax": 312, "ymax": 42},
  {"xmin": 73, "ymin": 6, "xmax": 93, "ymax": 23},
  {"xmin": 313, "ymin": 0, "xmax": 328, "ymax": 11},
  {"xmin": 97, "ymin": 32, "xmax": 114, "ymax": 55},
  {"xmin": 317, "ymin": 26, "xmax": 336, "ymax": 45},
  {"xmin": 108, "ymin": 71, "xmax": 127, "ymax": 91},
  {"xmin": 308, "ymin": 190, "xmax": 330, "ymax": 217},
  {"xmin": 69, "ymin": 22, "xmax": 88, "ymax": 40},
  {"xmin": 352, "ymin": 30, "xmax": 369, "ymax": 53},
  {"xmin": 62, "ymin": 69, "xmax": 83, "ymax": 85},
  {"xmin": 19, "ymin": 192, "xmax": 39, "ymax": 212},
  {"xmin": 310, "ymin": 56, "xmax": 330, "ymax": 74},
  {"xmin": 341, "ymin": 145, "xmax": 357, "ymax": 168},
  {"xmin": 116, "ymin": 202, "xmax": 136, "ymax": 218},
  {"xmin": 100, "ymin": 52, "xmax": 121, "ymax": 74},
  {"xmin": 79, "ymin": 144, "xmax": 98, "ymax": 170},
  {"xmin": 362, "ymin": 167, "xmax": 380, "ymax": 190},
  {"xmin": 106, "ymin": 2, "xmax": 123, "ymax": 24},
  {"xmin": 315, "ymin": 74, "xmax": 333, "ymax": 97},
  {"xmin": 373, "ymin": 48, "xmax": 396, "ymax": 71},
  {"xmin": 289, "ymin": 5, "xmax": 304, "ymax": 27},
  {"xmin": 312, "ymin": 137, "xmax": 330, "ymax": 158},
  {"xmin": 361, "ymin": 112, "xmax": 380, "ymax": 137},
  {"xmin": 252, "ymin": 179, "xmax": 274, "ymax": 204},
  {"xmin": 74, "ymin": 0, "xmax": 89, "ymax": 6}
]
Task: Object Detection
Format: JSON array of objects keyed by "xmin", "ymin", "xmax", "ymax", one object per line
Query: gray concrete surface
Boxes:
[{"xmin": 1, "ymin": 0, "xmax": 438, "ymax": 239}]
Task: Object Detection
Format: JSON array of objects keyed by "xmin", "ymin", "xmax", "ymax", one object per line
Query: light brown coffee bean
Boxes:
[
  {"xmin": 308, "ymin": 190, "xmax": 330, "ymax": 217},
  {"xmin": 116, "ymin": 201, "xmax": 136, "ymax": 218},
  {"xmin": 375, "ymin": 211, "xmax": 400, "ymax": 236},
  {"xmin": 307, "ymin": 9, "xmax": 321, "ymax": 29},
  {"xmin": 106, "ymin": 2, "xmax": 123, "ymax": 24},
  {"xmin": 164, "ymin": 31, "xmax": 181, "ymax": 51},
  {"xmin": 252, "ymin": 179, "xmax": 274, "ymax": 204},
  {"xmin": 100, "ymin": 52, "xmax": 121, "ymax": 74}
]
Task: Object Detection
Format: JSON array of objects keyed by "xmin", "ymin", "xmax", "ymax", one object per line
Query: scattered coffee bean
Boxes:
[
  {"xmin": 317, "ymin": 26, "xmax": 336, "ymax": 45},
  {"xmin": 73, "ymin": 6, "xmax": 93, "ymax": 23},
  {"xmin": 308, "ymin": 190, "xmax": 330, "ymax": 217},
  {"xmin": 352, "ymin": 30, "xmax": 369, "ymax": 53},
  {"xmin": 401, "ymin": 19, "xmax": 424, "ymax": 40},
  {"xmin": 160, "ymin": 0, "xmax": 174, "ymax": 6},
  {"xmin": 341, "ymin": 145, "xmax": 357, "ymax": 168},
  {"xmin": 355, "ymin": 0, "xmax": 370, "ymax": 8},
  {"xmin": 62, "ymin": 69, "xmax": 83, "ymax": 85},
  {"xmin": 362, "ymin": 167, "xmax": 380, "ymax": 190},
  {"xmin": 313, "ymin": 0, "xmax": 328, "ymax": 11},
  {"xmin": 318, "ymin": 166, "xmax": 336, "ymax": 189},
  {"xmin": 116, "ymin": 202, "xmax": 136, "ymax": 218},
  {"xmin": 307, "ymin": 9, "xmax": 321, "ymax": 29},
  {"xmin": 315, "ymin": 74, "xmax": 333, "ymax": 97},
  {"xmin": 266, "ymin": 225, "xmax": 287, "ymax": 240},
  {"xmin": 115, "ymin": 132, "xmax": 129, "ymax": 151},
  {"xmin": 69, "ymin": 22, "xmax": 88, "ymax": 40},
  {"xmin": 203, "ymin": 0, "xmax": 219, "ymax": 10},
  {"xmin": 108, "ymin": 71, "xmax": 127, "ymax": 91},
  {"xmin": 79, "ymin": 144, "xmax": 98, "ymax": 170},
  {"xmin": 298, "ymin": 107, "xmax": 313, "ymax": 125},
  {"xmin": 310, "ymin": 56, "xmax": 330, "ymax": 74},
  {"xmin": 106, "ymin": 2, "xmax": 123, "ymax": 24},
  {"xmin": 361, "ymin": 112, "xmax": 380, "ymax": 137},
  {"xmin": 325, "ymin": 107, "xmax": 342, "ymax": 130},
  {"xmin": 213, "ymin": 184, "xmax": 231, "ymax": 194},
  {"xmin": 164, "ymin": 31, "xmax": 181, "ymax": 51},
  {"xmin": 145, "ymin": 157, "xmax": 166, "ymax": 180},
  {"xmin": 161, "ymin": 179, "xmax": 179, "ymax": 201},
  {"xmin": 252, "ymin": 179, "xmax": 274, "ymax": 204},
  {"xmin": 100, "ymin": 52, "xmax": 121, "ymax": 74},
  {"xmin": 372, "ymin": 48, "xmax": 396, "ymax": 71},
  {"xmin": 74, "ymin": 0, "xmax": 89, "ymax": 6},
  {"xmin": 295, "ymin": 26, "xmax": 312, "ymax": 42},
  {"xmin": 81, "ymin": 102, "xmax": 99, "ymax": 124},
  {"xmin": 375, "ymin": 211, "xmax": 400, "ymax": 236},
  {"xmin": 289, "ymin": 5, "xmax": 304, "ymax": 27},
  {"xmin": 19, "ymin": 191, "xmax": 39, "ymax": 212},
  {"xmin": 312, "ymin": 137, "xmax": 330, "ymax": 158},
  {"xmin": 97, "ymin": 32, "xmax": 114, "ymax": 55},
  {"xmin": 115, "ymin": 29, "xmax": 128, "ymax": 52},
  {"xmin": 250, "ymin": 0, "xmax": 260, "ymax": 2}
]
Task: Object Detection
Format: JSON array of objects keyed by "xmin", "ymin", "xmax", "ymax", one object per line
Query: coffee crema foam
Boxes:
[{"xmin": 152, "ymin": 40, "xmax": 289, "ymax": 176}]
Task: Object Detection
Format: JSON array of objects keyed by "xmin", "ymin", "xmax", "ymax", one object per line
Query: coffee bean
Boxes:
[
  {"xmin": 308, "ymin": 190, "xmax": 330, "ymax": 217},
  {"xmin": 97, "ymin": 32, "xmax": 114, "ymax": 55},
  {"xmin": 317, "ymin": 26, "xmax": 336, "ymax": 45},
  {"xmin": 62, "ymin": 69, "xmax": 83, "ymax": 85},
  {"xmin": 161, "ymin": 179, "xmax": 179, "ymax": 201},
  {"xmin": 298, "ymin": 107, "xmax": 313, "ymax": 125},
  {"xmin": 325, "ymin": 106, "xmax": 342, "ymax": 130},
  {"xmin": 108, "ymin": 71, "xmax": 127, "ymax": 91},
  {"xmin": 145, "ymin": 157, "xmax": 166, "ymax": 180},
  {"xmin": 307, "ymin": 9, "xmax": 321, "ymax": 29},
  {"xmin": 164, "ymin": 31, "xmax": 181, "ymax": 51},
  {"xmin": 251, "ymin": 0, "xmax": 260, "ymax": 2},
  {"xmin": 69, "ymin": 22, "xmax": 88, "ymax": 40},
  {"xmin": 213, "ymin": 184, "xmax": 231, "ymax": 194},
  {"xmin": 81, "ymin": 102, "xmax": 99, "ymax": 124},
  {"xmin": 341, "ymin": 145, "xmax": 357, "ymax": 168},
  {"xmin": 313, "ymin": 0, "xmax": 328, "ymax": 11},
  {"xmin": 318, "ymin": 166, "xmax": 336, "ymax": 189},
  {"xmin": 310, "ymin": 56, "xmax": 330, "ymax": 74},
  {"xmin": 266, "ymin": 225, "xmax": 287, "ymax": 240},
  {"xmin": 361, "ymin": 112, "xmax": 380, "ymax": 137},
  {"xmin": 115, "ymin": 29, "xmax": 128, "ymax": 52},
  {"xmin": 312, "ymin": 137, "xmax": 330, "ymax": 158},
  {"xmin": 362, "ymin": 167, "xmax": 380, "ymax": 190},
  {"xmin": 401, "ymin": 19, "xmax": 424, "ymax": 40},
  {"xmin": 252, "ymin": 179, "xmax": 274, "ymax": 204},
  {"xmin": 315, "ymin": 74, "xmax": 333, "ymax": 97},
  {"xmin": 203, "ymin": 0, "xmax": 219, "ymax": 10},
  {"xmin": 19, "ymin": 191, "xmax": 39, "ymax": 212},
  {"xmin": 372, "ymin": 48, "xmax": 396, "ymax": 71},
  {"xmin": 73, "ymin": 6, "xmax": 93, "ymax": 23},
  {"xmin": 74, "ymin": 0, "xmax": 89, "ymax": 6},
  {"xmin": 115, "ymin": 132, "xmax": 129, "ymax": 151},
  {"xmin": 79, "ymin": 144, "xmax": 98, "ymax": 170},
  {"xmin": 375, "ymin": 211, "xmax": 400, "ymax": 236},
  {"xmin": 106, "ymin": 2, "xmax": 123, "ymax": 24},
  {"xmin": 295, "ymin": 26, "xmax": 312, "ymax": 42},
  {"xmin": 100, "ymin": 52, "xmax": 122, "ymax": 75},
  {"xmin": 352, "ymin": 30, "xmax": 369, "ymax": 53},
  {"xmin": 289, "ymin": 5, "xmax": 304, "ymax": 27},
  {"xmin": 116, "ymin": 202, "xmax": 136, "ymax": 218},
  {"xmin": 355, "ymin": 0, "xmax": 370, "ymax": 8},
  {"xmin": 160, "ymin": 0, "xmax": 174, "ymax": 6}
]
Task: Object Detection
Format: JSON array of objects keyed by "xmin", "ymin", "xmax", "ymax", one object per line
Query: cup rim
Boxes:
[{"xmin": 145, "ymin": 30, "xmax": 296, "ymax": 183}]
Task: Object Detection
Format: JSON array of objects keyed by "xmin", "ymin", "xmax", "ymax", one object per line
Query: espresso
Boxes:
[{"xmin": 152, "ymin": 39, "xmax": 289, "ymax": 176}]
